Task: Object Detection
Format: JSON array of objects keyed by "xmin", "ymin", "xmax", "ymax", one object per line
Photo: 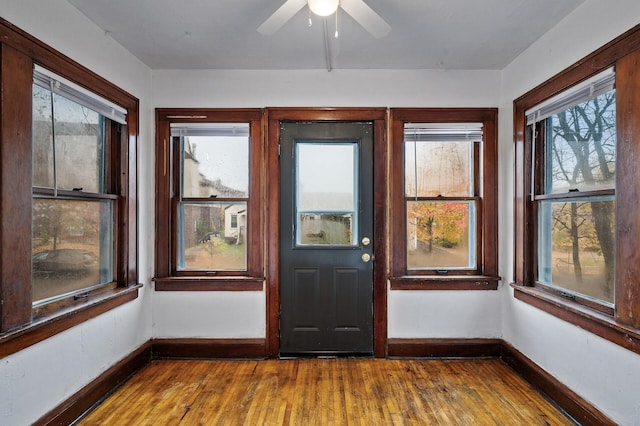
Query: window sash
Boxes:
[
  {"xmin": 160, "ymin": 113, "xmax": 262, "ymax": 280},
  {"xmin": 33, "ymin": 65, "xmax": 127, "ymax": 125},
  {"xmin": 176, "ymin": 201, "xmax": 248, "ymax": 272},
  {"xmin": 405, "ymin": 198, "xmax": 478, "ymax": 271},
  {"xmin": 402, "ymin": 122, "xmax": 482, "ymax": 273},
  {"xmin": 525, "ymin": 67, "xmax": 615, "ymax": 125},
  {"xmin": 529, "ymin": 88, "xmax": 616, "ymax": 202},
  {"xmin": 32, "ymin": 197, "xmax": 116, "ymax": 306},
  {"xmin": 530, "ymin": 81, "xmax": 617, "ymax": 308},
  {"xmin": 32, "ymin": 76, "xmax": 119, "ymax": 306}
]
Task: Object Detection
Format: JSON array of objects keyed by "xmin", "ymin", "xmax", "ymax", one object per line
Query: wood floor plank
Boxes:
[{"xmin": 78, "ymin": 358, "xmax": 574, "ymax": 425}]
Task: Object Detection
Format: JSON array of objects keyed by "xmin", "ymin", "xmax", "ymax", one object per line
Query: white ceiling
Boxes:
[{"xmin": 66, "ymin": 0, "xmax": 586, "ymax": 71}]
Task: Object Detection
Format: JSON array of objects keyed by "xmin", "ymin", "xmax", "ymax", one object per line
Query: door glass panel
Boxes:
[
  {"xmin": 296, "ymin": 142, "xmax": 357, "ymax": 246},
  {"xmin": 299, "ymin": 213, "xmax": 353, "ymax": 245}
]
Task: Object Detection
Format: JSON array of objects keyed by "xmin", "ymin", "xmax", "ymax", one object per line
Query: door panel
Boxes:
[{"xmin": 279, "ymin": 122, "xmax": 374, "ymax": 355}]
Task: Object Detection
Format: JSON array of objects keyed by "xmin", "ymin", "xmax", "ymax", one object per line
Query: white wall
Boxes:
[
  {"xmin": 499, "ymin": 1, "xmax": 640, "ymax": 424},
  {"xmin": 0, "ymin": 1, "xmax": 153, "ymax": 425},
  {"xmin": 152, "ymin": 68, "xmax": 503, "ymax": 339},
  {"xmin": 153, "ymin": 68, "xmax": 501, "ymax": 109}
]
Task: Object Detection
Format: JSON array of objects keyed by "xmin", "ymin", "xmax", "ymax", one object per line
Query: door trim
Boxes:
[{"xmin": 265, "ymin": 108, "xmax": 388, "ymax": 358}]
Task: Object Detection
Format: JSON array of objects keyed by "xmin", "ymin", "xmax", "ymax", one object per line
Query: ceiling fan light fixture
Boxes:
[{"xmin": 308, "ymin": 0, "xmax": 339, "ymax": 17}]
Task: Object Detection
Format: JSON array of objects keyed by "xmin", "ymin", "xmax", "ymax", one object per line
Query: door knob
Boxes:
[{"xmin": 362, "ymin": 253, "xmax": 371, "ymax": 262}]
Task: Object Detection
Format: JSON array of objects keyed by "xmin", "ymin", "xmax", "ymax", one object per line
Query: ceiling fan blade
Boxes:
[
  {"xmin": 339, "ymin": 0, "xmax": 391, "ymax": 39},
  {"xmin": 258, "ymin": 0, "xmax": 308, "ymax": 35}
]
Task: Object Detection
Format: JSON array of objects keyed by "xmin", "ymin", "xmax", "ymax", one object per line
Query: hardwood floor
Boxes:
[{"xmin": 78, "ymin": 358, "xmax": 574, "ymax": 425}]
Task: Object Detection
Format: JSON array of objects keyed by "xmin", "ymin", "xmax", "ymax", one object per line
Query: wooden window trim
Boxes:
[
  {"xmin": 513, "ymin": 23, "xmax": 640, "ymax": 355},
  {"xmin": 0, "ymin": 18, "xmax": 139, "ymax": 346},
  {"xmin": 0, "ymin": 285, "xmax": 141, "ymax": 358},
  {"xmin": 389, "ymin": 108, "xmax": 499, "ymax": 290},
  {"xmin": 153, "ymin": 277, "xmax": 263, "ymax": 291},
  {"xmin": 154, "ymin": 108, "xmax": 264, "ymax": 290}
]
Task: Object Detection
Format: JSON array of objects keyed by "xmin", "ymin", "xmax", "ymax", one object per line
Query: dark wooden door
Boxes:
[{"xmin": 279, "ymin": 122, "xmax": 374, "ymax": 355}]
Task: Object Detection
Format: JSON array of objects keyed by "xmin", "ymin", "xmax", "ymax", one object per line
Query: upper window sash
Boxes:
[
  {"xmin": 530, "ymin": 96, "xmax": 616, "ymax": 201},
  {"xmin": 404, "ymin": 123, "xmax": 482, "ymax": 199},
  {"xmin": 33, "ymin": 65, "xmax": 127, "ymax": 125},
  {"xmin": 525, "ymin": 67, "xmax": 615, "ymax": 126},
  {"xmin": 171, "ymin": 123, "xmax": 250, "ymax": 201}
]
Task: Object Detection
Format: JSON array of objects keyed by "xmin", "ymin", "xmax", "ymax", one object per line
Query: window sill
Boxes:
[
  {"xmin": 153, "ymin": 276, "xmax": 264, "ymax": 291},
  {"xmin": 390, "ymin": 275, "xmax": 500, "ymax": 290},
  {"xmin": 0, "ymin": 284, "xmax": 141, "ymax": 358},
  {"xmin": 511, "ymin": 282, "xmax": 640, "ymax": 356}
]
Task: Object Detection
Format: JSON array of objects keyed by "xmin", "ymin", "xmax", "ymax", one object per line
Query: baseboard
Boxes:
[
  {"xmin": 35, "ymin": 341, "xmax": 152, "ymax": 426},
  {"xmin": 152, "ymin": 338, "xmax": 266, "ymax": 359},
  {"xmin": 388, "ymin": 338, "xmax": 503, "ymax": 358},
  {"xmin": 500, "ymin": 342, "xmax": 614, "ymax": 426}
]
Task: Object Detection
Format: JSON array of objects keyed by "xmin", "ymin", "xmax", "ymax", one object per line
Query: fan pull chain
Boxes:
[{"xmin": 335, "ymin": 7, "xmax": 339, "ymax": 38}]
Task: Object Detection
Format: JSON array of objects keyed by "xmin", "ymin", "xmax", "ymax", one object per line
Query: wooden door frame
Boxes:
[{"xmin": 265, "ymin": 107, "xmax": 388, "ymax": 358}]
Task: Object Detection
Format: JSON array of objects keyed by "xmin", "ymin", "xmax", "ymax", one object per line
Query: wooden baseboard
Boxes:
[
  {"xmin": 152, "ymin": 338, "xmax": 266, "ymax": 359},
  {"xmin": 388, "ymin": 338, "xmax": 503, "ymax": 358},
  {"xmin": 35, "ymin": 341, "xmax": 152, "ymax": 426},
  {"xmin": 500, "ymin": 342, "xmax": 614, "ymax": 426}
]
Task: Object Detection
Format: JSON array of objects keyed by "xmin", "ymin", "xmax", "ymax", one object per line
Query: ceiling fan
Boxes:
[{"xmin": 258, "ymin": 0, "xmax": 391, "ymax": 39}]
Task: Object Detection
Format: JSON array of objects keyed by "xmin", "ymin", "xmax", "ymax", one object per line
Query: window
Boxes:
[
  {"xmin": 513, "ymin": 25, "xmax": 640, "ymax": 354},
  {"xmin": 0, "ymin": 20, "xmax": 138, "ymax": 349},
  {"xmin": 155, "ymin": 110, "xmax": 263, "ymax": 290},
  {"xmin": 528, "ymin": 69, "xmax": 616, "ymax": 311},
  {"xmin": 390, "ymin": 109, "xmax": 499, "ymax": 290},
  {"xmin": 32, "ymin": 67, "xmax": 123, "ymax": 307},
  {"xmin": 174, "ymin": 123, "xmax": 249, "ymax": 272}
]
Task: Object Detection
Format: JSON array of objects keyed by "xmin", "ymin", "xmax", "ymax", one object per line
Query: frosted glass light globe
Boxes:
[{"xmin": 308, "ymin": 0, "xmax": 339, "ymax": 16}]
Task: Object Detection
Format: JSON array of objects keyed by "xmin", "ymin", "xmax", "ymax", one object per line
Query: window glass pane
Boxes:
[
  {"xmin": 404, "ymin": 123, "xmax": 481, "ymax": 198},
  {"xmin": 181, "ymin": 128, "xmax": 249, "ymax": 198},
  {"xmin": 296, "ymin": 142, "xmax": 357, "ymax": 246},
  {"xmin": 537, "ymin": 198, "xmax": 615, "ymax": 304},
  {"xmin": 405, "ymin": 141, "xmax": 473, "ymax": 197},
  {"xmin": 299, "ymin": 213, "xmax": 353, "ymax": 245},
  {"xmin": 544, "ymin": 90, "xmax": 616, "ymax": 194},
  {"xmin": 32, "ymin": 84, "xmax": 105, "ymax": 193},
  {"xmin": 32, "ymin": 198, "xmax": 113, "ymax": 303},
  {"xmin": 33, "ymin": 84, "xmax": 54, "ymax": 188},
  {"xmin": 407, "ymin": 201, "xmax": 476, "ymax": 269},
  {"xmin": 178, "ymin": 202, "xmax": 247, "ymax": 271}
]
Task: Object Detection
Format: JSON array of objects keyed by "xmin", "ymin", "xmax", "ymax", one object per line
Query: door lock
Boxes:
[{"xmin": 362, "ymin": 237, "xmax": 371, "ymax": 246}]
